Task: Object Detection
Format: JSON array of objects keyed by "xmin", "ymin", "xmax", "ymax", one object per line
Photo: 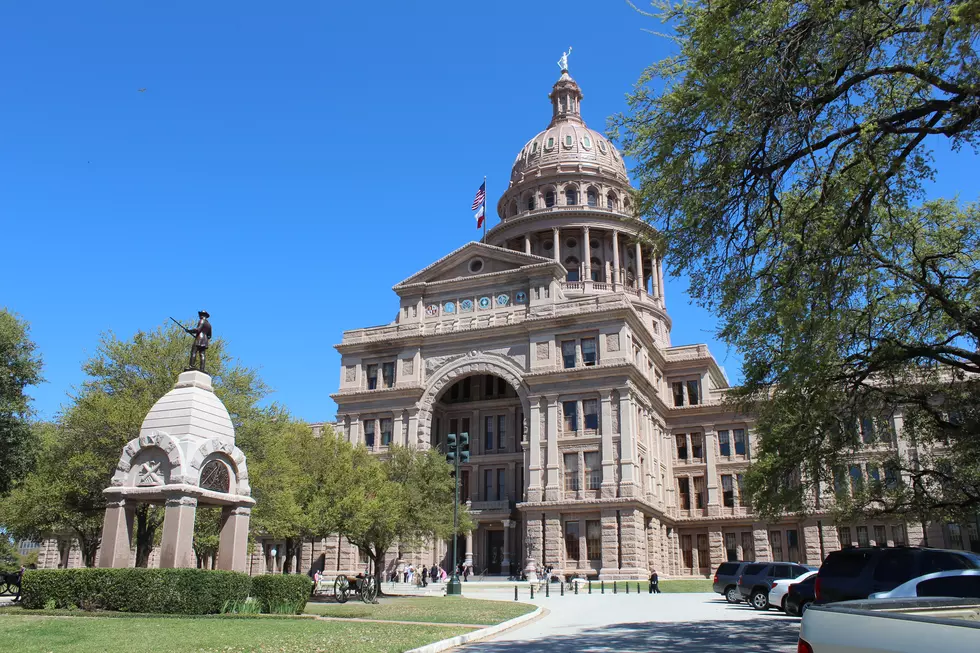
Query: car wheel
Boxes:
[
  {"xmin": 780, "ymin": 596, "xmax": 787, "ymax": 612},
  {"xmin": 725, "ymin": 587, "xmax": 740, "ymax": 604},
  {"xmin": 799, "ymin": 601, "xmax": 811, "ymax": 616},
  {"xmin": 751, "ymin": 590, "xmax": 769, "ymax": 610}
]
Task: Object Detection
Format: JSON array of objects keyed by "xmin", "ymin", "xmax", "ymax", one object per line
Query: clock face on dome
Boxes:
[{"xmin": 478, "ymin": 297, "xmax": 491, "ymax": 310}]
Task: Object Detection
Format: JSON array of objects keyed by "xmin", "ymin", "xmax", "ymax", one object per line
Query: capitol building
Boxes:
[{"xmin": 36, "ymin": 67, "xmax": 975, "ymax": 576}]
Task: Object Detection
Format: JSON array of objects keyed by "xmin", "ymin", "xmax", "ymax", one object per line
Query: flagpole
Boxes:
[{"xmin": 482, "ymin": 175, "xmax": 487, "ymax": 244}]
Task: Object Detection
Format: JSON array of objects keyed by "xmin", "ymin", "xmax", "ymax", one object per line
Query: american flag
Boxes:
[{"xmin": 470, "ymin": 181, "xmax": 486, "ymax": 210}]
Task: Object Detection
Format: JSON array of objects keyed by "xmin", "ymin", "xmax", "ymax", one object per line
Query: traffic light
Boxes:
[
  {"xmin": 459, "ymin": 432, "xmax": 470, "ymax": 463},
  {"xmin": 446, "ymin": 433, "xmax": 457, "ymax": 464}
]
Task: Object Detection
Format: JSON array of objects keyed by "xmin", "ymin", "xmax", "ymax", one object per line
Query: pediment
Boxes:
[{"xmin": 394, "ymin": 242, "xmax": 560, "ymax": 290}]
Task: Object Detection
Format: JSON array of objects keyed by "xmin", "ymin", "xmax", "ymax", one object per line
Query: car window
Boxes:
[
  {"xmin": 774, "ymin": 565, "xmax": 793, "ymax": 578},
  {"xmin": 873, "ymin": 550, "xmax": 918, "ymax": 584},
  {"xmin": 917, "ymin": 576, "xmax": 980, "ymax": 598},
  {"xmin": 921, "ymin": 551, "xmax": 973, "ymax": 574},
  {"xmin": 798, "ymin": 575, "xmax": 817, "ymax": 587},
  {"xmin": 821, "ymin": 551, "xmax": 873, "ymax": 577},
  {"xmin": 794, "ymin": 565, "xmax": 812, "ymax": 576},
  {"xmin": 744, "ymin": 563, "xmax": 767, "ymax": 575},
  {"xmin": 717, "ymin": 563, "xmax": 739, "ymax": 575}
]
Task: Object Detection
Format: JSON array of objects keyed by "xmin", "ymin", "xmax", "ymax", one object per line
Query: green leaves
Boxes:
[{"xmin": 0, "ymin": 308, "xmax": 44, "ymax": 495}]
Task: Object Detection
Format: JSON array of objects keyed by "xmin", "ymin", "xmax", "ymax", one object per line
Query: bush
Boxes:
[
  {"xmin": 21, "ymin": 568, "xmax": 251, "ymax": 615},
  {"xmin": 250, "ymin": 574, "xmax": 311, "ymax": 614}
]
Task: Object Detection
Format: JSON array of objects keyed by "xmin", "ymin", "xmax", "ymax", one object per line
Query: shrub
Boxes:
[
  {"xmin": 21, "ymin": 568, "xmax": 251, "ymax": 615},
  {"xmin": 250, "ymin": 574, "xmax": 311, "ymax": 614}
]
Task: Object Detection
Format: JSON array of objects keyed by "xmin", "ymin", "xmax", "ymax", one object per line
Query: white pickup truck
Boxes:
[{"xmin": 799, "ymin": 597, "xmax": 980, "ymax": 651}]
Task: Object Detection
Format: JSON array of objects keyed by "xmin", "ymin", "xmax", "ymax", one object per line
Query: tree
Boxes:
[
  {"xmin": 0, "ymin": 309, "xmax": 44, "ymax": 496},
  {"xmin": 614, "ymin": 1, "xmax": 980, "ymax": 522}
]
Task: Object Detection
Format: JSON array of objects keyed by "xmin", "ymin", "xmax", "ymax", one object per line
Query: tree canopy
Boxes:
[
  {"xmin": 0, "ymin": 308, "xmax": 44, "ymax": 496},
  {"xmin": 615, "ymin": 1, "xmax": 980, "ymax": 522}
]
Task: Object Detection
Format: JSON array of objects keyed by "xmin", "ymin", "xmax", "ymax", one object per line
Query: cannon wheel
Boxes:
[
  {"xmin": 334, "ymin": 575, "xmax": 350, "ymax": 603},
  {"xmin": 0, "ymin": 582, "xmax": 8, "ymax": 596},
  {"xmin": 360, "ymin": 576, "xmax": 378, "ymax": 604}
]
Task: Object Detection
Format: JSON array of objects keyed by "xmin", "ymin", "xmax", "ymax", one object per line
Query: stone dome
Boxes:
[{"xmin": 510, "ymin": 121, "xmax": 628, "ymax": 185}]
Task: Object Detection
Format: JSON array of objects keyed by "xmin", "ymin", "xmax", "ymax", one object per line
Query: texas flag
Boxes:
[{"xmin": 475, "ymin": 204, "xmax": 486, "ymax": 229}]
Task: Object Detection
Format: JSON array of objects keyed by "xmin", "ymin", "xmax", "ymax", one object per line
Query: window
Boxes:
[
  {"xmin": 564, "ymin": 453, "xmax": 579, "ymax": 491},
  {"xmin": 545, "ymin": 190, "xmax": 556, "ymax": 207},
  {"xmin": 857, "ymin": 525, "xmax": 870, "ymax": 547},
  {"xmin": 860, "ymin": 416, "xmax": 875, "ymax": 444},
  {"xmin": 718, "ymin": 430, "xmax": 731, "ymax": 457},
  {"xmin": 565, "ymin": 257, "xmax": 580, "ymax": 282},
  {"xmin": 586, "ymin": 520, "xmax": 601, "ymax": 560},
  {"xmin": 787, "ymin": 530, "xmax": 800, "ymax": 562},
  {"xmin": 681, "ymin": 535, "xmax": 693, "ymax": 569},
  {"xmin": 687, "ymin": 380, "xmax": 701, "ymax": 405},
  {"xmin": 892, "ymin": 525, "xmax": 906, "ymax": 546},
  {"xmin": 734, "ymin": 429, "xmax": 747, "ymax": 456},
  {"xmin": 584, "ymin": 451, "xmax": 601, "ymax": 490},
  {"xmin": 606, "ymin": 193, "xmax": 616, "ymax": 209},
  {"xmin": 873, "ymin": 549, "xmax": 917, "ymax": 584},
  {"xmin": 722, "ymin": 474, "xmax": 734, "ymax": 507},
  {"xmin": 948, "ymin": 524, "xmax": 964, "ymax": 550},
  {"xmin": 885, "ymin": 464, "xmax": 900, "ymax": 489},
  {"xmin": 583, "ymin": 399, "xmax": 598, "ymax": 430},
  {"xmin": 833, "ymin": 467, "xmax": 848, "ymax": 497},
  {"xmin": 497, "ymin": 468, "xmax": 506, "ymax": 501},
  {"xmin": 484, "ymin": 416, "xmax": 494, "ymax": 451},
  {"xmin": 917, "ymin": 576, "xmax": 980, "ymax": 598},
  {"xmin": 874, "ymin": 525, "xmax": 887, "ymax": 546},
  {"xmin": 675, "ymin": 434, "xmax": 688, "ymax": 461},
  {"xmin": 563, "ymin": 401, "xmax": 578, "ymax": 432},
  {"xmin": 849, "ymin": 465, "xmax": 863, "ymax": 494},
  {"xmin": 736, "ymin": 474, "xmax": 747, "ymax": 507},
  {"xmin": 838, "ymin": 526, "xmax": 852, "ymax": 548},
  {"xmin": 497, "ymin": 415, "xmax": 507, "ymax": 450},
  {"xmin": 922, "ymin": 550, "xmax": 972, "ymax": 574},
  {"xmin": 527, "ymin": 195, "xmax": 535, "ymax": 211},
  {"xmin": 590, "ymin": 258, "xmax": 601, "ymax": 282},
  {"xmin": 770, "ymin": 531, "xmax": 784, "ymax": 560},
  {"xmin": 691, "ymin": 433, "xmax": 703, "ymax": 460},
  {"xmin": 587, "ymin": 189, "xmax": 598, "ymax": 206},
  {"xmin": 565, "ymin": 521, "xmax": 580, "ymax": 560},
  {"xmin": 697, "ymin": 534, "xmax": 710, "ymax": 570},
  {"xmin": 725, "ymin": 533, "xmax": 738, "ymax": 561},
  {"xmin": 564, "ymin": 134, "xmax": 573, "ymax": 148},
  {"xmin": 678, "ymin": 477, "xmax": 691, "ymax": 510},
  {"xmin": 381, "ymin": 362, "xmax": 395, "ymax": 388},
  {"xmin": 581, "ymin": 338, "xmax": 597, "ymax": 366},
  {"xmin": 867, "ymin": 464, "xmax": 881, "ymax": 485},
  {"xmin": 565, "ymin": 187, "xmax": 578, "ymax": 205},
  {"xmin": 483, "ymin": 375, "xmax": 496, "ymax": 398},
  {"xmin": 741, "ymin": 532, "xmax": 755, "ymax": 562},
  {"xmin": 366, "ymin": 364, "xmax": 378, "ymax": 390},
  {"xmin": 484, "ymin": 469, "xmax": 493, "ymax": 499},
  {"xmin": 380, "ymin": 418, "xmax": 392, "ymax": 446},
  {"xmin": 693, "ymin": 476, "xmax": 706, "ymax": 509},
  {"xmin": 562, "ymin": 341, "xmax": 576, "ymax": 369},
  {"xmin": 546, "ymin": 137, "xmax": 555, "ymax": 150},
  {"xmin": 364, "ymin": 420, "xmax": 375, "ymax": 448},
  {"xmin": 672, "ymin": 382, "xmax": 685, "ymax": 407}
]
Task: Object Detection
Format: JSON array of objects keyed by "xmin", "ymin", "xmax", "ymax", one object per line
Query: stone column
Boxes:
[
  {"xmin": 709, "ymin": 530, "xmax": 725, "ymax": 570},
  {"xmin": 635, "ymin": 242, "xmax": 644, "ymax": 292},
  {"xmin": 599, "ymin": 509, "xmax": 619, "ymax": 580},
  {"xmin": 349, "ymin": 414, "xmax": 360, "ymax": 445},
  {"xmin": 159, "ymin": 496, "xmax": 197, "ymax": 569},
  {"xmin": 582, "ymin": 226, "xmax": 591, "ymax": 283},
  {"xmin": 612, "ymin": 231, "xmax": 621, "ymax": 289},
  {"xmin": 802, "ymin": 523, "xmax": 823, "ymax": 565},
  {"xmin": 544, "ymin": 512, "xmax": 562, "ymax": 569},
  {"xmin": 705, "ymin": 430, "xmax": 720, "ymax": 516},
  {"xmin": 599, "ymin": 389, "xmax": 616, "ymax": 498},
  {"xmin": 545, "ymin": 395, "xmax": 560, "ymax": 500},
  {"xmin": 618, "ymin": 390, "xmax": 637, "ymax": 496},
  {"xmin": 217, "ymin": 506, "xmax": 252, "ymax": 572},
  {"xmin": 464, "ymin": 529, "xmax": 474, "ymax": 570},
  {"xmin": 374, "ymin": 418, "xmax": 381, "ymax": 451},
  {"xmin": 528, "ymin": 397, "xmax": 542, "ymax": 501},
  {"xmin": 578, "ymin": 528, "xmax": 588, "ymax": 570},
  {"xmin": 553, "ymin": 227, "xmax": 561, "ymax": 263},
  {"xmin": 98, "ymin": 498, "xmax": 135, "ymax": 568},
  {"xmin": 501, "ymin": 520, "xmax": 513, "ymax": 570},
  {"xmin": 524, "ymin": 234, "xmax": 531, "ymax": 254},
  {"xmin": 657, "ymin": 258, "xmax": 665, "ymax": 305},
  {"xmin": 753, "ymin": 524, "xmax": 773, "ymax": 561},
  {"xmin": 393, "ymin": 412, "xmax": 404, "ymax": 447}
]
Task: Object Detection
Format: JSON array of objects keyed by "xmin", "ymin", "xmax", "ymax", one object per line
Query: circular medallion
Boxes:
[
  {"xmin": 460, "ymin": 299, "xmax": 474, "ymax": 312},
  {"xmin": 496, "ymin": 294, "xmax": 510, "ymax": 306},
  {"xmin": 515, "ymin": 291, "xmax": 527, "ymax": 304},
  {"xmin": 444, "ymin": 302, "xmax": 455, "ymax": 314},
  {"xmin": 478, "ymin": 296, "xmax": 491, "ymax": 310},
  {"xmin": 425, "ymin": 304, "xmax": 439, "ymax": 317}
]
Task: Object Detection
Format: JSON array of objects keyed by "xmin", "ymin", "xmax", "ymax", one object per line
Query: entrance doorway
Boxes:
[{"xmin": 486, "ymin": 530, "xmax": 504, "ymax": 574}]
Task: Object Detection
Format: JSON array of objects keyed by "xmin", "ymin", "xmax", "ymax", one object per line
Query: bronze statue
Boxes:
[{"xmin": 171, "ymin": 311, "xmax": 212, "ymax": 373}]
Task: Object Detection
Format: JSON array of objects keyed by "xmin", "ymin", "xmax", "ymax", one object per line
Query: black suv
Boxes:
[
  {"xmin": 816, "ymin": 546, "xmax": 980, "ymax": 604},
  {"xmin": 713, "ymin": 561, "xmax": 752, "ymax": 603},
  {"xmin": 737, "ymin": 561, "xmax": 818, "ymax": 609}
]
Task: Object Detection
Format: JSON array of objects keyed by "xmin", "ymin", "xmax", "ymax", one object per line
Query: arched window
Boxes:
[
  {"xmin": 590, "ymin": 258, "xmax": 602, "ymax": 282},
  {"xmin": 508, "ymin": 200, "xmax": 518, "ymax": 218},
  {"xmin": 587, "ymin": 188, "xmax": 598, "ymax": 207},
  {"xmin": 565, "ymin": 187, "xmax": 578, "ymax": 206},
  {"xmin": 606, "ymin": 192, "xmax": 617, "ymax": 210},
  {"xmin": 624, "ymin": 197, "xmax": 632, "ymax": 212},
  {"xmin": 565, "ymin": 257, "xmax": 580, "ymax": 282},
  {"xmin": 545, "ymin": 190, "xmax": 556, "ymax": 208},
  {"xmin": 526, "ymin": 194, "xmax": 536, "ymax": 211}
]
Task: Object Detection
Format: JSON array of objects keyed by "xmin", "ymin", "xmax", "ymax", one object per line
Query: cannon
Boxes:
[
  {"xmin": 333, "ymin": 573, "xmax": 378, "ymax": 604},
  {"xmin": 0, "ymin": 571, "xmax": 21, "ymax": 596}
]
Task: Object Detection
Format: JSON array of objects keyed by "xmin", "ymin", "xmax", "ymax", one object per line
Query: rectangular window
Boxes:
[
  {"xmin": 697, "ymin": 534, "xmax": 710, "ymax": 570},
  {"xmin": 380, "ymin": 418, "xmax": 393, "ymax": 446},
  {"xmin": 675, "ymin": 434, "xmax": 688, "ymax": 461},
  {"xmin": 681, "ymin": 535, "xmax": 693, "ymax": 569},
  {"xmin": 563, "ymin": 401, "xmax": 578, "ymax": 432},
  {"xmin": 867, "ymin": 464, "xmax": 881, "ymax": 484},
  {"xmin": 770, "ymin": 531, "xmax": 783, "ymax": 560},
  {"xmin": 741, "ymin": 531, "xmax": 755, "ymax": 562},
  {"xmin": 687, "ymin": 380, "xmax": 701, "ymax": 406},
  {"xmin": 366, "ymin": 364, "xmax": 378, "ymax": 390},
  {"xmin": 885, "ymin": 464, "xmax": 900, "ymax": 489},
  {"xmin": 565, "ymin": 521, "xmax": 580, "ymax": 561},
  {"xmin": 461, "ymin": 417, "xmax": 470, "ymax": 440},
  {"xmin": 563, "ymin": 453, "xmax": 579, "ymax": 491},
  {"xmin": 849, "ymin": 465, "xmax": 863, "ymax": 494},
  {"xmin": 498, "ymin": 377, "xmax": 507, "ymax": 396},
  {"xmin": 497, "ymin": 415, "xmax": 507, "ymax": 450},
  {"xmin": 363, "ymin": 420, "xmax": 375, "ymax": 448},
  {"xmin": 949, "ymin": 524, "xmax": 963, "ymax": 550},
  {"xmin": 678, "ymin": 477, "xmax": 691, "ymax": 510},
  {"xmin": 857, "ymin": 526, "xmax": 870, "ymax": 547},
  {"xmin": 462, "ymin": 377, "xmax": 471, "ymax": 399},
  {"xmin": 736, "ymin": 474, "xmax": 747, "ymax": 507},
  {"xmin": 860, "ymin": 416, "xmax": 875, "ymax": 444},
  {"xmin": 584, "ymin": 451, "xmax": 601, "ymax": 490},
  {"xmin": 583, "ymin": 399, "xmax": 598, "ymax": 430},
  {"xmin": 484, "ymin": 469, "xmax": 493, "ymax": 500},
  {"xmin": 833, "ymin": 467, "xmax": 848, "ymax": 497},
  {"xmin": 581, "ymin": 337, "xmax": 597, "ymax": 366},
  {"xmin": 787, "ymin": 530, "xmax": 800, "ymax": 562},
  {"xmin": 891, "ymin": 525, "xmax": 906, "ymax": 546},
  {"xmin": 497, "ymin": 468, "xmax": 506, "ymax": 501},
  {"xmin": 722, "ymin": 474, "xmax": 734, "ymax": 507},
  {"xmin": 381, "ymin": 362, "xmax": 395, "ymax": 388},
  {"xmin": 734, "ymin": 428, "xmax": 747, "ymax": 456},
  {"xmin": 874, "ymin": 525, "xmax": 887, "ymax": 546},
  {"xmin": 725, "ymin": 533, "xmax": 738, "ymax": 561},
  {"xmin": 586, "ymin": 520, "xmax": 601, "ymax": 560},
  {"xmin": 484, "ymin": 415, "xmax": 494, "ymax": 451},
  {"xmin": 672, "ymin": 382, "xmax": 685, "ymax": 407},
  {"xmin": 483, "ymin": 374, "xmax": 495, "ymax": 398},
  {"xmin": 718, "ymin": 430, "xmax": 731, "ymax": 457},
  {"xmin": 562, "ymin": 340, "xmax": 576, "ymax": 368},
  {"xmin": 691, "ymin": 433, "xmax": 703, "ymax": 460},
  {"xmin": 693, "ymin": 476, "xmax": 706, "ymax": 509},
  {"xmin": 838, "ymin": 526, "xmax": 852, "ymax": 548}
]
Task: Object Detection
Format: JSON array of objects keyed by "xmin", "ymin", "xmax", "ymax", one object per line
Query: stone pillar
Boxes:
[
  {"xmin": 647, "ymin": 515, "xmax": 662, "ymax": 573},
  {"xmin": 553, "ymin": 227, "xmax": 561, "ymax": 263},
  {"xmin": 98, "ymin": 498, "xmax": 135, "ymax": 568},
  {"xmin": 501, "ymin": 520, "xmax": 513, "ymax": 570},
  {"xmin": 619, "ymin": 509, "xmax": 647, "ymax": 578},
  {"xmin": 349, "ymin": 414, "xmax": 360, "ymax": 445},
  {"xmin": 635, "ymin": 242, "xmax": 644, "ymax": 292},
  {"xmin": 618, "ymin": 390, "xmax": 637, "ymax": 496},
  {"xmin": 544, "ymin": 512, "xmax": 562, "ymax": 569},
  {"xmin": 709, "ymin": 530, "xmax": 724, "ymax": 569},
  {"xmin": 599, "ymin": 390, "xmax": 616, "ymax": 498},
  {"xmin": 393, "ymin": 412, "xmax": 404, "ymax": 447},
  {"xmin": 159, "ymin": 497, "xmax": 197, "ymax": 569},
  {"xmin": 657, "ymin": 258, "xmax": 665, "ymax": 305},
  {"xmin": 583, "ymin": 226, "xmax": 591, "ymax": 283},
  {"xmin": 545, "ymin": 395, "xmax": 560, "ymax": 500},
  {"xmin": 524, "ymin": 234, "xmax": 531, "ymax": 254},
  {"xmin": 528, "ymin": 397, "xmax": 542, "ymax": 501},
  {"xmin": 651, "ymin": 254, "xmax": 660, "ymax": 298},
  {"xmin": 705, "ymin": 430, "xmax": 719, "ymax": 516},
  {"xmin": 464, "ymin": 529, "xmax": 474, "ymax": 569},
  {"xmin": 753, "ymin": 524, "xmax": 773, "ymax": 561},
  {"xmin": 612, "ymin": 231, "xmax": 621, "ymax": 289},
  {"xmin": 216, "ymin": 506, "xmax": 251, "ymax": 572},
  {"xmin": 599, "ymin": 509, "xmax": 619, "ymax": 580},
  {"xmin": 802, "ymin": 522, "xmax": 823, "ymax": 565}
]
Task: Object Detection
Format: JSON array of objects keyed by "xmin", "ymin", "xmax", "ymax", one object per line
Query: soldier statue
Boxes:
[{"xmin": 172, "ymin": 311, "xmax": 212, "ymax": 373}]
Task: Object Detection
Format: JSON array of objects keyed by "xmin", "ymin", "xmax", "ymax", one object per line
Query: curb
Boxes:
[{"xmin": 404, "ymin": 605, "xmax": 544, "ymax": 653}]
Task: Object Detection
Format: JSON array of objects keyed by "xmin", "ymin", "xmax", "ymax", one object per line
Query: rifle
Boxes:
[{"xmin": 169, "ymin": 316, "xmax": 194, "ymax": 335}]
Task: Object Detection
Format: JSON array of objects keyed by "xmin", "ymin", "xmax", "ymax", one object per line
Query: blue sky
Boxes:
[{"xmin": 2, "ymin": 1, "xmax": 976, "ymax": 424}]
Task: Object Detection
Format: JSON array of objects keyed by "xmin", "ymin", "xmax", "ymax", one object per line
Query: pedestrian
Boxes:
[
  {"xmin": 649, "ymin": 569, "xmax": 661, "ymax": 594},
  {"xmin": 431, "ymin": 565, "xmax": 439, "ymax": 584},
  {"xmin": 420, "ymin": 565, "xmax": 428, "ymax": 587},
  {"xmin": 403, "ymin": 567, "xmax": 409, "ymax": 584},
  {"xmin": 13, "ymin": 565, "xmax": 26, "ymax": 603}
]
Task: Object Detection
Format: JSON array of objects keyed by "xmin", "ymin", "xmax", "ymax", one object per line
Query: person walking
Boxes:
[
  {"xmin": 420, "ymin": 565, "xmax": 429, "ymax": 587},
  {"xmin": 649, "ymin": 569, "xmax": 661, "ymax": 594}
]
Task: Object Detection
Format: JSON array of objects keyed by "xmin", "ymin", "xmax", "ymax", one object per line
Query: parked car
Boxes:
[
  {"xmin": 712, "ymin": 561, "xmax": 752, "ymax": 603},
  {"xmin": 785, "ymin": 574, "xmax": 817, "ymax": 616},
  {"xmin": 798, "ymin": 597, "xmax": 980, "ymax": 652},
  {"xmin": 737, "ymin": 562, "xmax": 818, "ymax": 610},
  {"xmin": 815, "ymin": 546, "xmax": 980, "ymax": 604},
  {"xmin": 869, "ymin": 570, "xmax": 980, "ymax": 599},
  {"xmin": 770, "ymin": 569, "xmax": 817, "ymax": 611}
]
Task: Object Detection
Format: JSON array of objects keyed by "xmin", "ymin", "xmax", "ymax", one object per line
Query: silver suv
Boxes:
[{"xmin": 737, "ymin": 561, "xmax": 818, "ymax": 610}]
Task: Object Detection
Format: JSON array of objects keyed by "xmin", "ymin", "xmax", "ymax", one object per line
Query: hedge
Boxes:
[
  {"xmin": 20, "ymin": 568, "xmax": 251, "ymax": 615},
  {"xmin": 250, "ymin": 574, "xmax": 312, "ymax": 614}
]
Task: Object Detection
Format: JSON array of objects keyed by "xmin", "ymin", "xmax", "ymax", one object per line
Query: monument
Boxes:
[{"xmin": 98, "ymin": 313, "xmax": 254, "ymax": 571}]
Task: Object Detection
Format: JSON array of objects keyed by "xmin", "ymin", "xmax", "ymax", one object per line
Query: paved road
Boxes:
[{"xmin": 461, "ymin": 591, "xmax": 801, "ymax": 653}]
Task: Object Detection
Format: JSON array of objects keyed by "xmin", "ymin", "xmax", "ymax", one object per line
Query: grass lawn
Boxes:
[
  {"xmin": 0, "ymin": 612, "xmax": 469, "ymax": 653},
  {"xmin": 305, "ymin": 596, "xmax": 535, "ymax": 625}
]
